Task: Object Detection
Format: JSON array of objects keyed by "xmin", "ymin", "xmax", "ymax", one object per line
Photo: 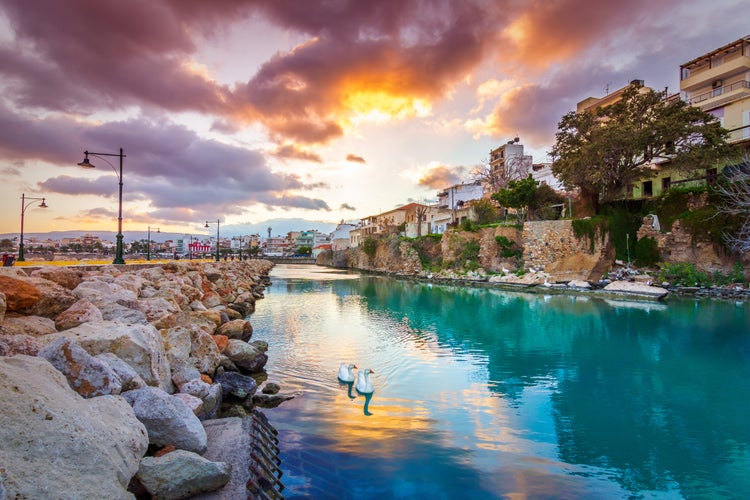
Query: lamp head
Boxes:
[
  {"xmin": 205, "ymin": 222, "xmax": 209, "ymax": 228},
  {"xmin": 78, "ymin": 153, "xmax": 95, "ymax": 169},
  {"xmin": 156, "ymin": 228, "xmax": 160, "ymax": 233},
  {"xmin": 39, "ymin": 198, "xmax": 48, "ymax": 208}
]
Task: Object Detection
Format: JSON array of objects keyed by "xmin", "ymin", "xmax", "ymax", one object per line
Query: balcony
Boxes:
[
  {"xmin": 687, "ymin": 80, "xmax": 750, "ymax": 110},
  {"xmin": 681, "ymin": 54, "xmax": 750, "ymax": 92}
]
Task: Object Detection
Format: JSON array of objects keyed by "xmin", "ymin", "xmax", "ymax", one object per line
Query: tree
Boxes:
[
  {"xmin": 550, "ymin": 84, "xmax": 737, "ymax": 213},
  {"xmin": 713, "ymin": 158, "xmax": 750, "ymax": 253},
  {"xmin": 492, "ymin": 176, "xmax": 540, "ymax": 222},
  {"xmin": 471, "ymin": 198, "xmax": 499, "ymax": 225}
]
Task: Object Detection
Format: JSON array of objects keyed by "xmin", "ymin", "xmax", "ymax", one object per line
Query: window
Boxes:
[
  {"xmin": 643, "ymin": 181, "xmax": 653, "ymax": 197},
  {"xmin": 662, "ymin": 177, "xmax": 671, "ymax": 192},
  {"xmin": 626, "ymin": 184, "xmax": 634, "ymax": 198}
]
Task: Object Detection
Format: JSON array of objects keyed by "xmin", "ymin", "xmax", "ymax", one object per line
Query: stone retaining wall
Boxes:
[{"xmin": 522, "ymin": 220, "xmax": 614, "ymax": 281}]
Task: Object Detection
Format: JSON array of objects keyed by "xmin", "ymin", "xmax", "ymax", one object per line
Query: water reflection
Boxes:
[{"xmin": 252, "ymin": 265, "xmax": 750, "ymax": 498}]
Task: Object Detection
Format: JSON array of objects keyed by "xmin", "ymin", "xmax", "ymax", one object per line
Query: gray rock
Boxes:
[
  {"xmin": 173, "ymin": 393, "xmax": 204, "ymax": 415},
  {"xmin": 39, "ymin": 337, "xmax": 122, "ymax": 397},
  {"xmin": 172, "ymin": 364, "xmax": 202, "ymax": 387},
  {"xmin": 137, "ymin": 450, "xmax": 230, "ymax": 500},
  {"xmin": 96, "ymin": 301, "xmax": 149, "ymax": 324},
  {"xmin": 179, "ymin": 379, "xmax": 222, "ymax": 421},
  {"xmin": 95, "ymin": 352, "xmax": 147, "ymax": 391},
  {"xmin": 40, "ymin": 321, "xmax": 172, "ymax": 392},
  {"xmin": 224, "ymin": 339, "xmax": 267, "ymax": 373},
  {"xmin": 123, "ymin": 387, "xmax": 207, "ymax": 454},
  {"xmin": 215, "ymin": 371, "xmax": 257, "ymax": 399},
  {"xmin": 0, "ymin": 355, "xmax": 148, "ymax": 499},
  {"xmin": 603, "ymin": 280, "xmax": 669, "ymax": 299},
  {"xmin": 55, "ymin": 298, "xmax": 104, "ymax": 331}
]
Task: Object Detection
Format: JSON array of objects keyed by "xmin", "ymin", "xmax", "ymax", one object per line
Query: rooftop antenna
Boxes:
[{"xmin": 605, "ymin": 82, "xmax": 612, "ymax": 95}]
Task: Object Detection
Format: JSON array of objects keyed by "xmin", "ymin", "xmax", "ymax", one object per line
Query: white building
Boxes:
[{"xmin": 330, "ymin": 222, "xmax": 357, "ymax": 251}]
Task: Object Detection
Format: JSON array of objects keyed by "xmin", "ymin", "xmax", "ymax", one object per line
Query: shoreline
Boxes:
[{"xmin": 0, "ymin": 260, "xmax": 285, "ymax": 499}]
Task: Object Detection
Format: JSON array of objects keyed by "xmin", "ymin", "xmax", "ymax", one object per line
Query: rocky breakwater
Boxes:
[{"xmin": 0, "ymin": 260, "xmax": 286, "ymax": 499}]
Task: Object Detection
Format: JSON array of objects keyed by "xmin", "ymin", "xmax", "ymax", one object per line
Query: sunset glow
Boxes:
[{"xmin": 0, "ymin": 0, "xmax": 744, "ymax": 236}]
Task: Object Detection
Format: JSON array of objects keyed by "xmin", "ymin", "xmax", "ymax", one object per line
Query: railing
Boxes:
[
  {"xmin": 727, "ymin": 124, "xmax": 750, "ymax": 143},
  {"xmin": 688, "ymin": 80, "xmax": 750, "ymax": 105}
]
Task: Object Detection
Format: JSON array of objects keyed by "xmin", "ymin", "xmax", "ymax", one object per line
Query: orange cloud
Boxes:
[{"xmin": 346, "ymin": 154, "xmax": 365, "ymax": 164}]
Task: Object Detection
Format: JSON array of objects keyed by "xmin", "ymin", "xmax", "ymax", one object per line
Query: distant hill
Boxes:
[{"xmin": 0, "ymin": 218, "xmax": 339, "ymax": 243}]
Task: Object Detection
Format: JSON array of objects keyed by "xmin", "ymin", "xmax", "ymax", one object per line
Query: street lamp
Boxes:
[
  {"xmin": 205, "ymin": 219, "xmax": 220, "ymax": 262},
  {"xmin": 233, "ymin": 236, "xmax": 245, "ymax": 260},
  {"xmin": 18, "ymin": 193, "xmax": 48, "ymax": 262},
  {"xmin": 147, "ymin": 225, "xmax": 160, "ymax": 261},
  {"xmin": 78, "ymin": 148, "xmax": 126, "ymax": 265}
]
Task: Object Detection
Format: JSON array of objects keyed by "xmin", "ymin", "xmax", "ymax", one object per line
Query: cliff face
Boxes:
[{"xmin": 333, "ymin": 221, "xmax": 614, "ymax": 281}]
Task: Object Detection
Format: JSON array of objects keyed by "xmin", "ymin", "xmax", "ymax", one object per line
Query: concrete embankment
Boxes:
[{"xmin": 0, "ymin": 260, "xmax": 285, "ymax": 499}]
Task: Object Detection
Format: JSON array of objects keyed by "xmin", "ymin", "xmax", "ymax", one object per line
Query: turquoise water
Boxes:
[{"xmin": 250, "ymin": 265, "xmax": 750, "ymax": 499}]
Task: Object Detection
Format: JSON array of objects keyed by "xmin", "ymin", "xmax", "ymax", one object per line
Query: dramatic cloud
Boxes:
[
  {"xmin": 346, "ymin": 154, "xmax": 366, "ymax": 164},
  {"xmin": 418, "ymin": 165, "xmax": 465, "ymax": 189},
  {"xmin": 0, "ymin": 0, "xmax": 745, "ymax": 232}
]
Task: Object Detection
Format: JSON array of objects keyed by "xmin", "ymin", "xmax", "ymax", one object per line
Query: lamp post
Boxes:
[
  {"xmin": 205, "ymin": 219, "xmax": 220, "ymax": 262},
  {"xmin": 147, "ymin": 226, "xmax": 160, "ymax": 261},
  {"xmin": 78, "ymin": 148, "xmax": 126, "ymax": 265},
  {"xmin": 18, "ymin": 193, "xmax": 48, "ymax": 262}
]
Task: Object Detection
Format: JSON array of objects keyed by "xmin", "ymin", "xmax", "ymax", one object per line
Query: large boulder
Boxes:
[
  {"xmin": 122, "ymin": 387, "xmax": 208, "ymax": 454},
  {"xmin": 55, "ymin": 298, "xmax": 104, "ymax": 331},
  {"xmin": 136, "ymin": 297, "xmax": 180, "ymax": 329},
  {"xmin": 215, "ymin": 319, "xmax": 252, "ymax": 341},
  {"xmin": 38, "ymin": 337, "xmax": 122, "ymax": 397},
  {"xmin": 189, "ymin": 327, "xmax": 222, "ymax": 374},
  {"xmin": 40, "ymin": 321, "xmax": 172, "ymax": 392},
  {"xmin": 179, "ymin": 378, "xmax": 222, "ymax": 421},
  {"xmin": 135, "ymin": 450, "xmax": 231, "ymax": 499},
  {"xmin": 0, "ymin": 333, "xmax": 43, "ymax": 356},
  {"xmin": 0, "ymin": 315, "xmax": 57, "ymax": 336},
  {"xmin": 0, "ymin": 275, "xmax": 41, "ymax": 312},
  {"xmin": 29, "ymin": 266, "xmax": 84, "ymax": 290},
  {"xmin": 215, "ymin": 371, "xmax": 257, "ymax": 399},
  {"xmin": 95, "ymin": 352, "xmax": 147, "ymax": 391},
  {"xmin": 0, "ymin": 355, "xmax": 148, "ymax": 499},
  {"xmin": 223, "ymin": 339, "xmax": 267, "ymax": 373},
  {"xmin": 602, "ymin": 280, "xmax": 669, "ymax": 300},
  {"xmin": 21, "ymin": 276, "xmax": 78, "ymax": 318}
]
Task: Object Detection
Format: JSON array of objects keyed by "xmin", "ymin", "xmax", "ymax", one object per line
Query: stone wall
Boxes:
[{"xmin": 522, "ymin": 220, "xmax": 614, "ymax": 281}]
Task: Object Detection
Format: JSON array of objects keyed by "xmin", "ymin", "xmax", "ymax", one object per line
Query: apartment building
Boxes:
[
  {"xmin": 487, "ymin": 138, "xmax": 533, "ymax": 192},
  {"xmin": 680, "ymin": 35, "xmax": 750, "ymax": 152},
  {"xmin": 431, "ymin": 181, "xmax": 484, "ymax": 234}
]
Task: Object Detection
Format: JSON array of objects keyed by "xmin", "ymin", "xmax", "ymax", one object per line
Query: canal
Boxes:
[{"xmin": 250, "ymin": 265, "xmax": 750, "ymax": 499}]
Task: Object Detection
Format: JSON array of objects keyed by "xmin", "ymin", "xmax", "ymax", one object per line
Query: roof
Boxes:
[{"xmin": 680, "ymin": 35, "xmax": 750, "ymax": 70}]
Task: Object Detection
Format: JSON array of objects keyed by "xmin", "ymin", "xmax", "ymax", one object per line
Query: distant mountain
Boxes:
[{"xmin": 0, "ymin": 218, "xmax": 340, "ymax": 243}]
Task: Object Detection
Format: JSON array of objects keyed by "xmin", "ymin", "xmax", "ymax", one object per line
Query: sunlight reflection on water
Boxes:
[{"xmin": 250, "ymin": 265, "xmax": 750, "ymax": 499}]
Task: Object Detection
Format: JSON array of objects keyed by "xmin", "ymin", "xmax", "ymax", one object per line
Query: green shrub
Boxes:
[
  {"xmin": 461, "ymin": 240, "xmax": 481, "ymax": 262},
  {"xmin": 460, "ymin": 219, "xmax": 477, "ymax": 232},
  {"xmin": 495, "ymin": 236, "xmax": 522, "ymax": 258},
  {"xmin": 634, "ymin": 237, "xmax": 659, "ymax": 267},
  {"xmin": 361, "ymin": 237, "xmax": 378, "ymax": 258},
  {"xmin": 656, "ymin": 262, "xmax": 709, "ymax": 286}
]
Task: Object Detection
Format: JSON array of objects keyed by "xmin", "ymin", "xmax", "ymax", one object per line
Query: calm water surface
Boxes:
[{"xmin": 250, "ymin": 265, "xmax": 750, "ymax": 499}]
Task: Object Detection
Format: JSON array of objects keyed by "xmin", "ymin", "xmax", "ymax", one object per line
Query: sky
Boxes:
[{"xmin": 0, "ymin": 0, "xmax": 747, "ymax": 238}]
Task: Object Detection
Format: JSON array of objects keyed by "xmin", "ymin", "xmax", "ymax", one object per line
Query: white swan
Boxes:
[
  {"xmin": 356, "ymin": 368, "xmax": 375, "ymax": 394},
  {"xmin": 338, "ymin": 363, "xmax": 357, "ymax": 382}
]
